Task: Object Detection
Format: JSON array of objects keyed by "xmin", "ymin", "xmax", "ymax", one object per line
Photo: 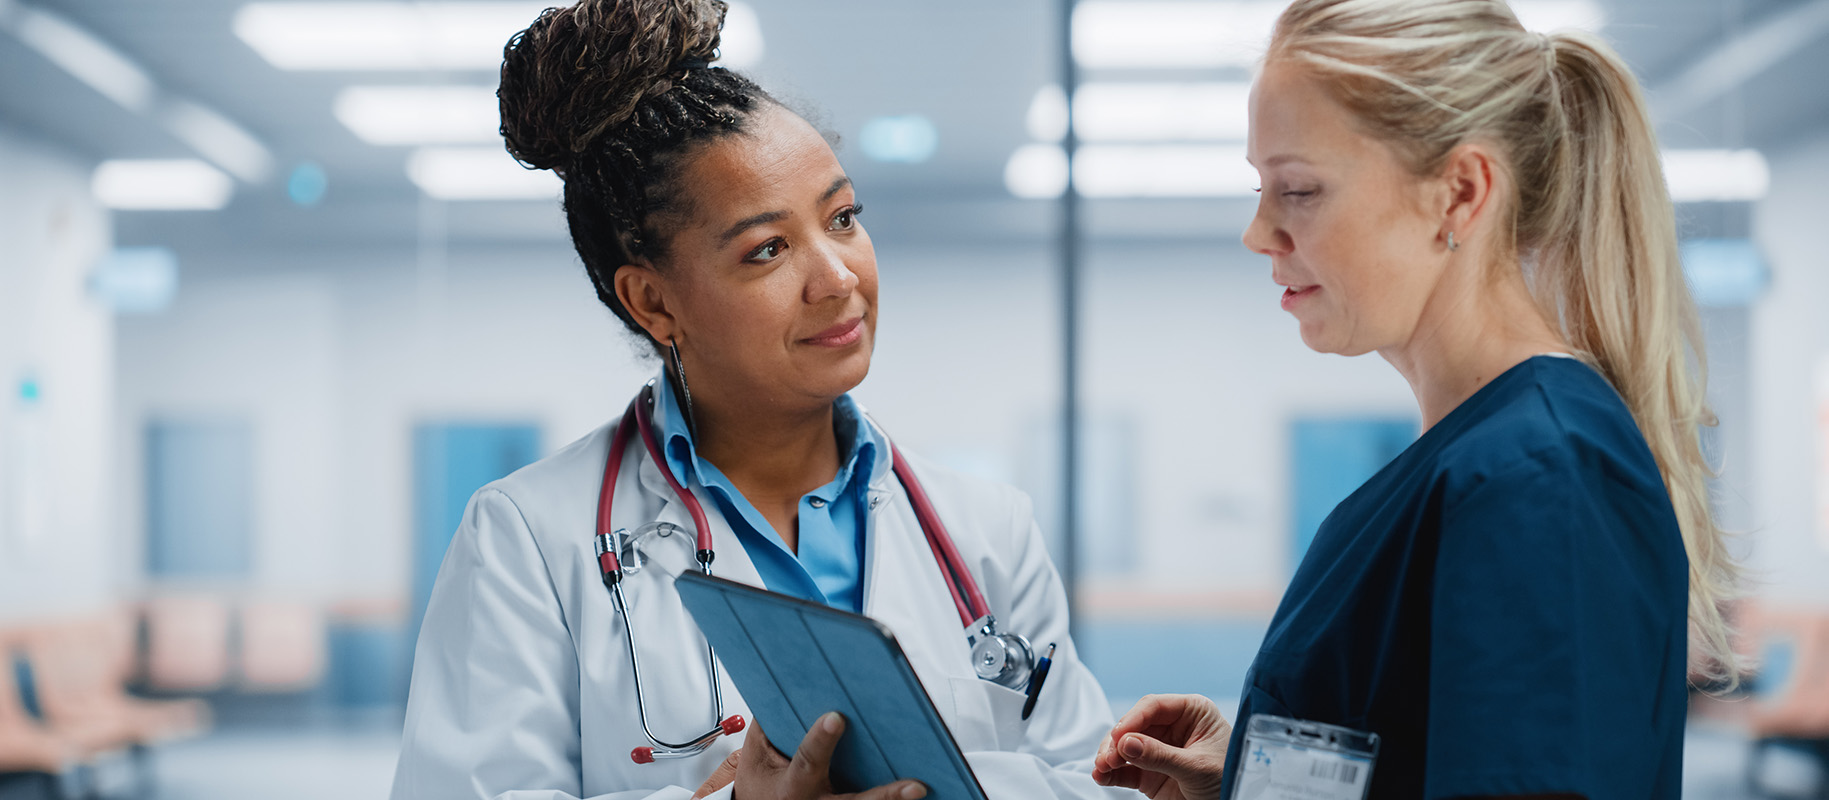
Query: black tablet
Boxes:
[{"xmin": 674, "ymin": 570, "xmax": 989, "ymax": 800}]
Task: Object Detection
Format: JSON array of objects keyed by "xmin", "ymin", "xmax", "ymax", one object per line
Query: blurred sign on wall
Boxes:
[{"xmin": 90, "ymin": 246, "xmax": 178, "ymax": 313}]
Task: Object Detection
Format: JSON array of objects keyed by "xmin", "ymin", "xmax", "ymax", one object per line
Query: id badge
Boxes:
[{"xmin": 1229, "ymin": 714, "xmax": 1379, "ymax": 800}]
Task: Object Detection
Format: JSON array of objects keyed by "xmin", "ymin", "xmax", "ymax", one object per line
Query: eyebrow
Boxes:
[
  {"xmin": 819, "ymin": 175, "xmax": 852, "ymax": 203},
  {"xmin": 717, "ymin": 210, "xmax": 788, "ymax": 247},
  {"xmin": 1247, "ymin": 154, "xmax": 1312, "ymax": 168},
  {"xmin": 715, "ymin": 175, "xmax": 854, "ymax": 247}
]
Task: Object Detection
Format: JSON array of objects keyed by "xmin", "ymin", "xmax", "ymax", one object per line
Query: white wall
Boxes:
[
  {"xmin": 116, "ymin": 274, "xmax": 342, "ymax": 599},
  {"xmin": 1750, "ymin": 131, "xmax": 1829, "ymax": 607},
  {"xmin": 115, "ymin": 244, "xmax": 653, "ymax": 603},
  {"xmin": 115, "ymin": 189, "xmax": 1824, "ymax": 619},
  {"xmin": 115, "ymin": 233, "xmax": 1421, "ymax": 618},
  {"xmin": 0, "ymin": 127, "xmax": 116, "ymax": 623}
]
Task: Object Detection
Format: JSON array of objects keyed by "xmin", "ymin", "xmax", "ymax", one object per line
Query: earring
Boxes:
[
  {"xmin": 1446, "ymin": 232, "xmax": 1459, "ymax": 252},
  {"xmin": 669, "ymin": 338, "xmax": 701, "ymax": 440}
]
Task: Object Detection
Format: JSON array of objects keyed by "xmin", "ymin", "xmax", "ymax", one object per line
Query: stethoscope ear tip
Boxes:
[
  {"xmin": 720, "ymin": 716, "xmax": 746, "ymax": 735},
  {"xmin": 631, "ymin": 747, "xmax": 655, "ymax": 764}
]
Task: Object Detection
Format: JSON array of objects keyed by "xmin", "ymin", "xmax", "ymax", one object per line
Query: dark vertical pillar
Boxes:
[{"xmin": 1059, "ymin": 0, "xmax": 1083, "ymax": 635}]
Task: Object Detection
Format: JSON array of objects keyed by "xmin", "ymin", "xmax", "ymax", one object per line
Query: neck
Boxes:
[
  {"xmin": 1379, "ymin": 255, "xmax": 1569, "ymax": 431},
  {"xmin": 689, "ymin": 387, "xmax": 842, "ymax": 503}
]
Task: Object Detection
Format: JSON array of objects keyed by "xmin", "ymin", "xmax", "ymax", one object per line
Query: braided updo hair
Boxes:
[{"xmin": 499, "ymin": 0, "xmax": 776, "ymax": 348}]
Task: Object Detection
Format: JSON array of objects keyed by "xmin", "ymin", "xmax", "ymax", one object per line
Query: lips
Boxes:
[
  {"xmin": 802, "ymin": 316, "xmax": 864, "ymax": 347},
  {"xmin": 1277, "ymin": 280, "xmax": 1319, "ymax": 311}
]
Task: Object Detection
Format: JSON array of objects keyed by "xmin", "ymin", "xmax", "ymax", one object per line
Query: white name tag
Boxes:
[{"xmin": 1231, "ymin": 714, "xmax": 1379, "ymax": 800}]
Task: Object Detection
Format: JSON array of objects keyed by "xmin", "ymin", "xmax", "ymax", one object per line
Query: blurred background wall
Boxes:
[{"xmin": 1, "ymin": 0, "xmax": 1827, "ymax": 797}]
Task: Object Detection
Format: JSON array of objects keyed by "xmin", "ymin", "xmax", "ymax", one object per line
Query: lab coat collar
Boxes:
[{"xmin": 648, "ymin": 371, "xmax": 886, "ymax": 496}]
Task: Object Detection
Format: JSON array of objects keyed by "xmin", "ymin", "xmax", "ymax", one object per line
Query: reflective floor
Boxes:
[{"xmin": 125, "ymin": 717, "xmax": 1823, "ymax": 800}]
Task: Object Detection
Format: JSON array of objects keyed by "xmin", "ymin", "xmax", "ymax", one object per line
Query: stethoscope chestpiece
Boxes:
[{"xmin": 966, "ymin": 614, "xmax": 1037, "ymax": 691}]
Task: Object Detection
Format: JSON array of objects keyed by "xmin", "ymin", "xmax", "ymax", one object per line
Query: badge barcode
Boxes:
[{"xmin": 1308, "ymin": 760, "xmax": 1360, "ymax": 784}]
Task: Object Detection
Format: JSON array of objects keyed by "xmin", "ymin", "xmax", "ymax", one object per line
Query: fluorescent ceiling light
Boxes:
[
  {"xmin": 1006, "ymin": 143, "xmax": 1070, "ymax": 199},
  {"xmin": 406, "ymin": 147, "xmax": 559, "ymax": 200},
  {"xmin": 1005, "ymin": 144, "xmax": 1256, "ymax": 199},
  {"xmin": 336, "ymin": 85, "xmax": 500, "ymax": 145},
  {"xmin": 1074, "ymin": 1, "xmax": 1280, "ymax": 69},
  {"xmin": 1071, "ymin": 1, "xmax": 1604, "ymax": 69},
  {"xmin": 14, "ymin": 6, "xmax": 155, "ymax": 111},
  {"xmin": 235, "ymin": 1, "xmax": 763, "ymax": 71},
  {"xmin": 1028, "ymin": 82, "xmax": 1250, "ymax": 142},
  {"xmin": 93, "ymin": 160, "xmax": 234, "ymax": 210},
  {"xmin": 1663, "ymin": 149, "xmax": 1768, "ymax": 202},
  {"xmin": 161, "ymin": 99, "xmax": 274, "ymax": 182},
  {"xmin": 1510, "ymin": 1, "xmax": 1607, "ymax": 34},
  {"xmin": 1079, "ymin": 144, "xmax": 1256, "ymax": 197}
]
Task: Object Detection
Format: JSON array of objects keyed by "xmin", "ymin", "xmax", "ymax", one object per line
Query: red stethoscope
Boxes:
[{"xmin": 594, "ymin": 382, "xmax": 1037, "ymax": 764}]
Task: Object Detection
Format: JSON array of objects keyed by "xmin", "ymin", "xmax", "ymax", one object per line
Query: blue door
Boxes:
[
  {"xmin": 1289, "ymin": 417, "xmax": 1416, "ymax": 572},
  {"xmin": 411, "ymin": 424, "xmax": 542, "ymax": 640},
  {"xmin": 146, "ymin": 419, "xmax": 254, "ymax": 579}
]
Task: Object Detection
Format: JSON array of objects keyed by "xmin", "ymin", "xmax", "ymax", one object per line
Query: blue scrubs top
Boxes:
[
  {"xmin": 1221, "ymin": 356, "xmax": 1689, "ymax": 799},
  {"xmin": 650, "ymin": 376, "xmax": 885, "ymax": 612}
]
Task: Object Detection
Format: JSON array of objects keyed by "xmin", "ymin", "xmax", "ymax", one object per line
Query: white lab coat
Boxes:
[{"xmin": 391, "ymin": 409, "xmax": 1138, "ymax": 800}]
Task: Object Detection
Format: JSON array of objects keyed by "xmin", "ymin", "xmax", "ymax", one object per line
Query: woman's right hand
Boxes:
[
  {"xmin": 1091, "ymin": 694, "xmax": 1233, "ymax": 800},
  {"xmin": 732, "ymin": 714, "xmax": 927, "ymax": 800}
]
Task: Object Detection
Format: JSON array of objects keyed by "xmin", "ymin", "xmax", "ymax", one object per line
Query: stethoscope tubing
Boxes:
[{"xmin": 598, "ymin": 383, "xmax": 1014, "ymax": 762}]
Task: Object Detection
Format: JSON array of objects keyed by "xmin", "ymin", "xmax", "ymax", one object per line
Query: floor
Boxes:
[{"xmin": 128, "ymin": 716, "xmax": 1826, "ymax": 800}]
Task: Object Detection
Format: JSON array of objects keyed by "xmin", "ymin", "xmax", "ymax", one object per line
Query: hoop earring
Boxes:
[
  {"xmin": 1446, "ymin": 232, "xmax": 1459, "ymax": 252},
  {"xmin": 669, "ymin": 338, "xmax": 701, "ymax": 440}
]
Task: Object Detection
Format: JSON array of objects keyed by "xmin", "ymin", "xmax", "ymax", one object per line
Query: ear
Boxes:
[
  {"xmin": 1435, "ymin": 142, "xmax": 1501, "ymax": 250},
  {"xmin": 614, "ymin": 263, "xmax": 679, "ymax": 345}
]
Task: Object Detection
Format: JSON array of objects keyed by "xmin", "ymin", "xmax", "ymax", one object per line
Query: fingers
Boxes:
[
  {"xmin": 742, "ymin": 717, "xmax": 788, "ymax": 767},
  {"xmin": 1090, "ymin": 763, "xmax": 1145, "ymax": 790},
  {"xmin": 1112, "ymin": 693, "xmax": 1207, "ymax": 736},
  {"xmin": 692, "ymin": 749, "xmax": 741, "ymax": 799},
  {"xmin": 1115, "ymin": 731, "xmax": 1220, "ymax": 788},
  {"xmin": 788, "ymin": 712, "xmax": 846, "ymax": 790},
  {"xmin": 841, "ymin": 779, "xmax": 928, "ymax": 800}
]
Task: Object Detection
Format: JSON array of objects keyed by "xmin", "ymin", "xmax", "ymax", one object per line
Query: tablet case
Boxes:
[{"xmin": 674, "ymin": 570, "xmax": 989, "ymax": 800}]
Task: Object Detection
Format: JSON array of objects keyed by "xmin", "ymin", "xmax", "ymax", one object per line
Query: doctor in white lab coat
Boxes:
[
  {"xmin": 390, "ymin": 391, "xmax": 1129, "ymax": 800},
  {"xmin": 391, "ymin": 2, "xmax": 1134, "ymax": 798}
]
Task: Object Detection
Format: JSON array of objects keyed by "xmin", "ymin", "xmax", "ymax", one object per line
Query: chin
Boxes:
[{"xmin": 802, "ymin": 348, "xmax": 872, "ymax": 400}]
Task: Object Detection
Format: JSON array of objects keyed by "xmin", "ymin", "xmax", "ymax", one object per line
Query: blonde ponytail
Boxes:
[{"xmin": 1269, "ymin": 0, "xmax": 1739, "ymax": 683}]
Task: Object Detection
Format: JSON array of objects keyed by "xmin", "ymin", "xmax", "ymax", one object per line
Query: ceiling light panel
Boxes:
[
  {"xmin": 1509, "ymin": 1, "xmax": 1607, "ymax": 33},
  {"xmin": 407, "ymin": 147, "xmax": 559, "ymax": 201},
  {"xmin": 1663, "ymin": 149, "xmax": 1769, "ymax": 202},
  {"xmin": 14, "ymin": 6, "xmax": 156, "ymax": 111},
  {"xmin": 1027, "ymin": 83, "xmax": 1251, "ymax": 143},
  {"xmin": 93, "ymin": 160, "xmax": 234, "ymax": 210},
  {"xmin": 1073, "ymin": 1, "xmax": 1281, "ymax": 69},
  {"xmin": 337, "ymin": 86, "xmax": 500, "ymax": 145},
  {"xmin": 235, "ymin": 1, "xmax": 763, "ymax": 71},
  {"xmin": 1071, "ymin": 1, "xmax": 1604, "ymax": 70},
  {"xmin": 1004, "ymin": 144, "xmax": 1258, "ymax": 199}
]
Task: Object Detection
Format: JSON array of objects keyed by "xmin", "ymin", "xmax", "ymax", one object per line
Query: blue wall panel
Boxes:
[{"xmin": 146, "ymin": 419, "xmax": 254, "ymax": 578}]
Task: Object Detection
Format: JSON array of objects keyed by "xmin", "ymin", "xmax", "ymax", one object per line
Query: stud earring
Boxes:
[{"xmin": 1446, "ymin": 232, "xmax": 1459, "ymax": 252}]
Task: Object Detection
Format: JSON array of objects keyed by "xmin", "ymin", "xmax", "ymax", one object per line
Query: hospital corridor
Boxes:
[{"xmin": 2, "ymin": 0, "xmax": 1828, "ymax": 798}]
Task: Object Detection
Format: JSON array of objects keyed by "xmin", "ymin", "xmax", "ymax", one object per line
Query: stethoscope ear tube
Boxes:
[{"xmin": 890, "ymin": 443, "xmax": 991, "ymax": 626}]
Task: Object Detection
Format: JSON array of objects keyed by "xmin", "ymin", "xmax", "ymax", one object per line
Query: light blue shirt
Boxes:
[{"xmin": 650, "ymin": 376, "xmax": 885, "ymax": 612}]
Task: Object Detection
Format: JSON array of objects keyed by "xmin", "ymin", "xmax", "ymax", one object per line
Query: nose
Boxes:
[
  {"xmin": 1242, "ymin": 197, "xmax": 1289, "ymax": 257},
  {"xmin": 804, "ymin": 243, "xmax": 859, "ymax": 303}
]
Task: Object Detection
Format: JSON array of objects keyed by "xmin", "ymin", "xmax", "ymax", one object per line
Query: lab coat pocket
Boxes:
[{"xmin": 947, "ymin": 677, "xmax": 1030, "ymax": 754}]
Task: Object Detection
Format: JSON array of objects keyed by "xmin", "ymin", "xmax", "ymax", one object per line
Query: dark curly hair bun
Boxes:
[{"xmin": 498, "ymin": 0, "xmax": 728, "ymax": 172}]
